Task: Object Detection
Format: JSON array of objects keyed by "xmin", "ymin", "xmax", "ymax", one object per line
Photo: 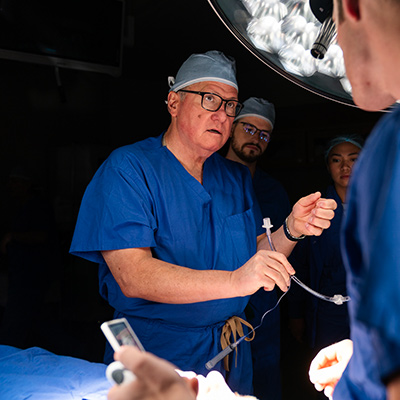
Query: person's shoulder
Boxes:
[
  {"xmin": 324, "ymin": 184, "xmax": 338, "ymax": 199},
  {"xmin": 107, "ymin": 135, "xmax": 163, "ymax": 165},
  {"xmin": 254, "ymin": 167, "xmax": 274, "ymax": 182},
  {"xmin": 371, "ymin": 104, "xmax": 400, "ymax": 140},
  {"xmin": 211, "ymin": 154, "xmax": 252, "ymax": 188},
  {"xmin": 254, "ymin": 167, "xmax": 287, "ymax": 191},
  {"xmin": 214, "ymin": 152, "xmax": 248, "ymax": 173}
]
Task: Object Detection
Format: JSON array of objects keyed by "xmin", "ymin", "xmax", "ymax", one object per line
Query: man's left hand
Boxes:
[{"xmin": 288, "ymin": 192, "xmax": 337, "ymax": 237}]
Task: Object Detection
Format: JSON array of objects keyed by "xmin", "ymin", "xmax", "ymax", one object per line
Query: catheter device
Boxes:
[
  {"xmin": 205, "ymin": 217, "xmax": 350, "ymax": 370},
  {"xmin": 263, "ymin": 217, "xmax": 350, "ymax": 305}
]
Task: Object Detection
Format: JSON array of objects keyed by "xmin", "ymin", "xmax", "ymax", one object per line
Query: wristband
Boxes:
[{"xmin": 283, "ymin": 217, "xmax": 306, "ymax": 241}]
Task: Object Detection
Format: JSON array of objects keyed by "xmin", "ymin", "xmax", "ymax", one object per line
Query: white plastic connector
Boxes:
[
  {"xmin": 262, "ymin": 217, "xmax": 273, "ymax": 233},
  {"xmin": 331, "ymin": 294, "xmax": 351, "ymax": 305}
]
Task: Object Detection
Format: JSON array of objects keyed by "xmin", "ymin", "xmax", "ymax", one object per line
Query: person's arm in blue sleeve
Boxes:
[{"xmin": 102, "ymin": 192, "xmax": 335, "ymax": 304}]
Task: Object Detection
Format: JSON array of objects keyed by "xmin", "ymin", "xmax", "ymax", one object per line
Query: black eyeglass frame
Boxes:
[
  {"xmin": 239, "ymin": 121, "xmax": 272, "ymax": 143},
  {"xmin": 177, "ymin": 89, "xmax": 243, "ymax": 117}
]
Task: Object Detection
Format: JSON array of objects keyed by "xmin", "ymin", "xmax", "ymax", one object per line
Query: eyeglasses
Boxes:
[
  {"xmin": 177, "ymin": 89, "xmax": 243, "ymax": 117},
  {"xmin": 239, "ymin": 122, "xmax": 271, "ymax": 143}
]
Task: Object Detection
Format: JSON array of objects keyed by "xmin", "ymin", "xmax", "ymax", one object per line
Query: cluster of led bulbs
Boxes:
[{"xmin": 242, "ymin": 0, "xmax": 352, "ymax": 95}]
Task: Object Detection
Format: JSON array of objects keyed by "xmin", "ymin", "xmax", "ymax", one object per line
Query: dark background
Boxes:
[{"xmin": 0, "ymin": 1, "xmax": 382, "ymax": 398}]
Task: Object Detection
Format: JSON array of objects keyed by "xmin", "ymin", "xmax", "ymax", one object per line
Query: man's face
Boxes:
[
  {"xmin": 230, "ymin": 116, "xmax": 272, "ymax": 163},
  {"xmin": 173, "ymin": 81, "xmax": 239, "ymax": 155}
]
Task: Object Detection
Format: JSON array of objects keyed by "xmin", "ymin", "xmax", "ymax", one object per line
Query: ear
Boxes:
[
  {"xmin": 167, "ymin": 91, "xmax": 180, "ymax": 117},
  {"xmin": 342, "ymin": 0, "xmax": 361, "ymax": 21}
]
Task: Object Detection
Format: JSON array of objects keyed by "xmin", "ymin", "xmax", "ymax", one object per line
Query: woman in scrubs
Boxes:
[{"xmin": 288, "ymin": 135, "xmax": 363, "ymax": 355}]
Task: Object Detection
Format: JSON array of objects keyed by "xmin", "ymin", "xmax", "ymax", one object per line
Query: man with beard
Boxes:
[{"xmin": 226, "ymin": 97, "xmax": 291, "ymax": 400}]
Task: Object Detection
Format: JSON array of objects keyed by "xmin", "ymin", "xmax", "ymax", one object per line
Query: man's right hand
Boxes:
[{"xmin": 231, "ymin": 249, "xmax": 295, "ymax": 295}]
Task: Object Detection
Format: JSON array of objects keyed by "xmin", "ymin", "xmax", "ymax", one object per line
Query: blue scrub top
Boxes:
[
  {"xmin": 335, "ymin": 105, "xmax": 400, "ymax": 399},
  {"xmin": 70, "ymin": 133, "xmax": 264, "ymax": 394}
]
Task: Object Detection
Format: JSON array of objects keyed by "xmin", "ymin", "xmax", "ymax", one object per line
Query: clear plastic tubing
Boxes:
[{"xmin": 262, "ymin": 218, "xmax": 350, "ymax": 305}]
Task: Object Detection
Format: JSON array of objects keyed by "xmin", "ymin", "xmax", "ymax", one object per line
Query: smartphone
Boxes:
[{"xmin": 101, "ymin": 317, "xmax": 145, "ymax": 352}]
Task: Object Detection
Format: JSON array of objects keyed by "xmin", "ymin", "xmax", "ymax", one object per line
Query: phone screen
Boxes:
[
  {"xmin": 101, "ymin": 318, "xmax": 145, "ymax": 352},
  {"xmin": 109, "ymin": 321, "xmax": 138, "ymax": 347}
]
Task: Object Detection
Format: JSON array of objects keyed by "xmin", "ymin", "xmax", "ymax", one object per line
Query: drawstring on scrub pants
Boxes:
[{"xmin": 220, "ymin": 316, "xmax": 255, "ymax": 371}]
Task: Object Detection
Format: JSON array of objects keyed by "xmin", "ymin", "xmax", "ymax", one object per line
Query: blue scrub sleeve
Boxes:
[{"xmin": 70, "ymin": 161, "xmax": 157, "ymax": 264}]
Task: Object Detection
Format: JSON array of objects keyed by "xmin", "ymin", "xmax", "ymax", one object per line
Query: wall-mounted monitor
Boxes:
[{"xmin": 0, "ymin": 0, "xmax": 125, "ymax": 77}]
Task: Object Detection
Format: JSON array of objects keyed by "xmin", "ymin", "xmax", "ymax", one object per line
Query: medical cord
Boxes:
[
  {"xmin": 263, "ymin": 218, "xmax": 350, "ymax": 306},
  {"xmin": 205, "ymin": 217, "xmax": 350, "ymax": 370},
  {"xmin": 205, "ymin": 285, "xmax": 289, "ymax": 370}
]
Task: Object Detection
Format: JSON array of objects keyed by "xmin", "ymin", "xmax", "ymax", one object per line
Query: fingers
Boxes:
[
  {"xmin": 252, "ymin": 250, "xmax": 295, "ymax": 292},
  {"xmin": 297, "ymin": 191, "xmax": 322, "ymax": 207},
  {"xmin": 315, "ymin": 198, "xmax": 337, "ymax": 211},
  {"xmin": 114, "ymin": 345, "xmax": 143, "ymax": 371},
  {"xmin": 233, "ymin": 250, "xmax": 295, "ymax": 296},
  {"xmin": 308, "ymin": 340, "xmax": 353, "ymax": 397},
  {"xmin": 267, "ymin": 249, "xmax": 295, "ymax": 275},
  {"xmin": 309, "ymin": 342, "xmax": 341, "ymax": 373},
  {"xmin": 307, "ymin": 199, "xmax": 337, "ymax": 233},
  {"xmin": 309, "ymin": 364, "xmax": 341, "ymax": 400},
  {"xmin": 324, "ymin": 385, "xmax": 335, "ymax": 399},
  {"xmin": 291, "ymin": 192, "xmax": 338, "ymax": 237},
  {"xmin": 309, "ymin": 362, "xmax": 341, "ymax": 386},
  {"xmin": 297, "ymin": 192, "xmax": 337, "ymax": 213},
  {"xmin": 115, "ymin": 346, "xmax": 179, "ymax": 384},
  {"xmin": 110, "ymin": 347, "xmax": 197, "ymax": 400}
]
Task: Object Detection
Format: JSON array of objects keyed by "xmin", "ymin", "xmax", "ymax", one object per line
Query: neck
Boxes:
[
  {"xmin": 334, "ymin": 184, "xmax": 347, "ymax": 204},
  {"xmin": 163, "ymin": 129, "xmax": 206, "ymax": 184}
]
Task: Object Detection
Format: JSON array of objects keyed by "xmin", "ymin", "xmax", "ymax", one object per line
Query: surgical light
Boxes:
[{"xmin": 207, "ymin": 0, "xmax": 354, "ymax": 106}]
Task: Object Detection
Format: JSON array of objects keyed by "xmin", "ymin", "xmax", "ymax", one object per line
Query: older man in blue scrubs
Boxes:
[{"xmin": 70, "ymin": 50, "xmax": 336, "ymax": 395}]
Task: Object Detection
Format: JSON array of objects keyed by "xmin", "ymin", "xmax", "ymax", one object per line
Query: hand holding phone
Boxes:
[{"xmin": 101, "ymin": 318, "xmax": 145, "ymax": 386}]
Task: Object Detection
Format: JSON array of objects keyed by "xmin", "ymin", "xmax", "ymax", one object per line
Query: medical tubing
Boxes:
[
  {"xmin": 263, "ymin": 218, "xmax": 350, "ymax": 305},
  {"xmin": 290, "ymin": 272, "xmax": 350, "ymax": 304},
  {"xmin": 205, "ymin": 284, "xmax": 289, "ymax": 370},
  {"xmin": 205, "ymin": 341, "xmax": 239, "ymax": 370},
  {"xmin": 205, "ymin": 217, "xmax": 350, "ymax": 371},
  {"xmin": 267, "ymin": 233, "xmax": 276, "ymax": 252}
]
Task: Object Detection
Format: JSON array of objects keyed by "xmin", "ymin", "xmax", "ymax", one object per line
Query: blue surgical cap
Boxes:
[
  {"xmin": 324, "ymin": 134, "xmax": 364, "ymax": 161},
  {"xmin": 234, "ymin": 97, "xmax": 275, "ymax": 128},
  {"xmin": 168, "ymin": 50, "xmax": 238, "ymax": 92}
]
